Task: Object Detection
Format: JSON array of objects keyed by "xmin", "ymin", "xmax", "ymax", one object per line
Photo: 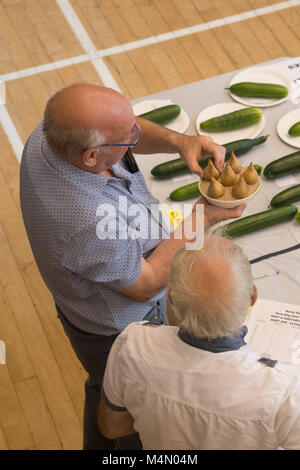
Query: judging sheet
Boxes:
[{"xmin": 245, "ymin": 299, "xmax": 300, "ymax": 364}]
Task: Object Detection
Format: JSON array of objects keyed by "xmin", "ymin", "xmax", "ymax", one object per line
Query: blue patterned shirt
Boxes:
[{"xmin": 20, "ymin": 122, "xmax": 168, "ymax": 335}]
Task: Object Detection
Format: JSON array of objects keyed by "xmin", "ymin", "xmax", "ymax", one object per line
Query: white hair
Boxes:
[
  {"xmin": 43, "ymin": 84, "xmax": 108, "ymax": 158},
  {"xmin": 168, "ymin": 236, "xmax": 254, "ymax": 339}
]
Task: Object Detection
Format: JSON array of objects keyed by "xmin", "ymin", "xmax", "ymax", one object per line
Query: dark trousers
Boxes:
[{"xmin": 56, "ymin": 301, "xmax": 167, "ymax": 450}]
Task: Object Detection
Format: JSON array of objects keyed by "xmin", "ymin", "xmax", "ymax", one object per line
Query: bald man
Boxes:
[{"xmin": 20, "ymin": 83, "xmax": 245, "ymax": 450}]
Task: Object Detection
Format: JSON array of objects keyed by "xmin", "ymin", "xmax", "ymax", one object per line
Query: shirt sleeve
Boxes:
[
  {"xmin": 275, "ymin": 374, "xmax": 300, "ymax": 450},
  {"xmin": 102, "ymin": 329, "xmax": 128, "ymax": 410},
  {"xmin": 61, "ymin": 222, "xmax": 144, "ymax": 290}
]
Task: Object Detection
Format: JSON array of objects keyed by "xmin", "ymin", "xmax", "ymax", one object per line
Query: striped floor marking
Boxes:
[
  {"xmin": 1, "ymin": 0, "xmax": 300, "ymax": 85},
  {"xmin": 56, "ymin": 0, "xmax": 121, "ymax": 91},
  {"xmin": 0, "ymin": 102, "xmax": 24, "ymax": 162}
]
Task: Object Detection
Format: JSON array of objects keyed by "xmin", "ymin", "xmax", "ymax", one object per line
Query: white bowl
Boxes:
[{"xmin": 199, "ymin": 178, "xmax": 261, "ymax": 209}]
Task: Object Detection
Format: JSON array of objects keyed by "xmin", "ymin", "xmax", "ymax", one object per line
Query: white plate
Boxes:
[
  {"xmin": 196, "ymin": 102, "xmax": 265, "ymax": 145},
  {"xmin": 133, "ymin": 99, "xmax": 190, "ymax": 134},
  {"xmin": 277, "ymin": 108, "xmax": 300, "ymax": 149},
  {"xmin": 228, "ymin": 66, "xmax": 293, "ymax": 107}
]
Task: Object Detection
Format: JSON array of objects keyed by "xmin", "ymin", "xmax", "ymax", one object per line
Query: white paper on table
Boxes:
[
  {"xmin": 245, "ymin": 298, "xmax": 300, "ymax": 365},
  {"xmin": 271, "ymin": 57, "xmax": 300, "ymax": 103},
  {"xmin": 251, "ymin": 263, "xmax": 277, "ymax": 280},
  {"xmin": 235, "ymin": 226, "xmax": 298, "ymax": 260},
  {"xmin": 0, "ymin": 340, "xmax": 6, "ymax": 364},
  {"xmin": 172, "ymin": 174, "xmax": 196, "ymax": 183},
  {"xmin": 291, "ymin": 225, "xmax": 300, "ymax": 243},
  {"xmin": 272, "ymin": 57, "xmax": 300, "ymax": 83},
  {"xmin": 275, "ymin": 175, "xmax": 298, "ymax": 187}
]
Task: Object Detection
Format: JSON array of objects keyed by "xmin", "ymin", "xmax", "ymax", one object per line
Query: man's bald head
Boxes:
[
  {"xmin": 168, "ymin": 236, "xmax": 254, "ymax": 339},
  {"xmin": 43, "ymin": 83, "xmax": 135, "ymax": 167},
  {"xmin": 48, "ymin": 84, "xmax": 133, "ymax": 133}
]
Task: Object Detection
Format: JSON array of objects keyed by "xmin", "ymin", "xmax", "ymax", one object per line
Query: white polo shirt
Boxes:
[{"xmin": 102, "ymin": 322, "xmax": 300, "ymax": 450}]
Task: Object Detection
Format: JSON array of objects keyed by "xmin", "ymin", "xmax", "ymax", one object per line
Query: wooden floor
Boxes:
[{"xmin": 0, "ymin": 0, "xmax": 300, "ymax": 450}]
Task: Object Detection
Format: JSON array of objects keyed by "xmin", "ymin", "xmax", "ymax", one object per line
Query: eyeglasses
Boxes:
[{"xmin": 95, "ymin": 123, "xmax": 140, "ymax": 148}]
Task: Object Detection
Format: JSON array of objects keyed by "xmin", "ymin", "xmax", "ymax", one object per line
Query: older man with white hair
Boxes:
[{"xmin": 99, "ymin": 236, "xmax": 300, "ymax": 450}]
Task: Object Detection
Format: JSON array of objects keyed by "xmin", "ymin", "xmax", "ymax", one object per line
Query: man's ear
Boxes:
[
  {"xmin": 82, "ymin": 148, "xmax": 98, "ymax": 168},
  {"xmin": 251, "ymin": 284, "xmax": 257, "ymax": 306}
]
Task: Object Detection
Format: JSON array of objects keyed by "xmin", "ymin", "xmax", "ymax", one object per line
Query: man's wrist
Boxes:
[{"xmin": 169, "ymin": 131, "xmax": 189, "ymax": 155}]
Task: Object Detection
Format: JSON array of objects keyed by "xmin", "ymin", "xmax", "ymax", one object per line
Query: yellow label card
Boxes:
[{"xmin": 167, "ymin": 209, "xmax": 184, "ymax": 228}]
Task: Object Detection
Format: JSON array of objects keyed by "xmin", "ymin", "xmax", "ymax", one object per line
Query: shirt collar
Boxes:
[
  {"xmin": 112, "ymin": 159, "xmax": 135, "ymax": 183},
  {"xmin": 178, "ymin": 325, "xmax": 248, "ymax": 353}
]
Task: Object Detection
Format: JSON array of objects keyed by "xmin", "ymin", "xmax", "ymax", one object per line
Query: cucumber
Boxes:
[
  {"xmin": 254, "ymin": 164, "xmax": 263, "ymax": 175},
  {"xmin": 227, "ymin": 82, "xmax": 288, "ymax": 99},
  {"xmin": 137, "ymin": 104, "xmax": 181, "ymax": 125},
  {"xmin": 288, "ymin": 121, "xmax": 300, "ymax": 136},
  {"xmin": 270, "ymin": 184, "xmax": 300, "ymax": 208},
  {"xmin": 169, "ymin": 182, "xmax": 201, "ymax": 201},
  {"xmin": 217, "ymin": 206, "xmax": 298, "ymax": 238},
  {"xmin": 263, "ymin": 151, "xmax": 300, "ymax": 179},
  {"xmin": 151, "ymin": 135, "xmax": 268, "ymax": 179},
  {"xmin": 169, "ymin": 165, "xmax": 262, "ymax": 201},
  {"xmin": 200, "ymin": 107, "xmax": 262, "ymax": 132}
]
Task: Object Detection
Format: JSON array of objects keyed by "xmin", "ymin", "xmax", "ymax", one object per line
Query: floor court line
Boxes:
[
  {"xmin": 1, "ymin": 0, "xmax": 300, "ymax": 84},
  {"xmin": 0, "ymin": 103, "xmax": 24, "ymax": 162},
  {"xmin": 56, "ymin": 0, "xmax": 121, "ymax": 91}
]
